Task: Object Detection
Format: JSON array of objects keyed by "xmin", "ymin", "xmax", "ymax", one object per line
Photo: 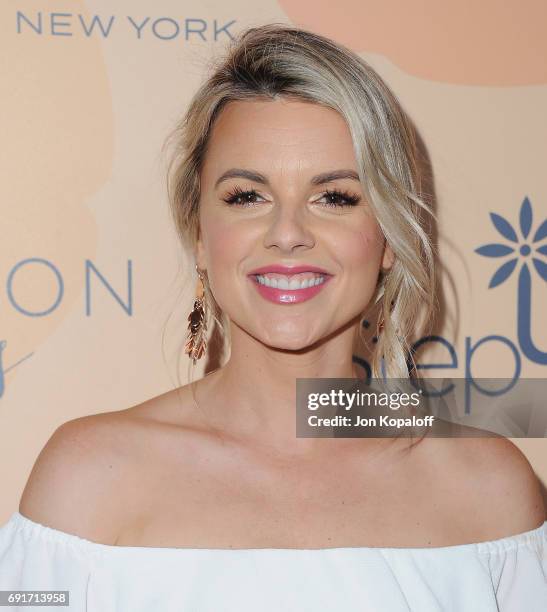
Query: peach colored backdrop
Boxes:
[{"xmin": 1, "ymin": 0, "xmax": 546, "ymax": 522}]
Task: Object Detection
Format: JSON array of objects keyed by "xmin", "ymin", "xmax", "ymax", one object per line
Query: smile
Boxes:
[{"xmin": 248, "ymin": 272, "xmax": 333, "ymax": 304}]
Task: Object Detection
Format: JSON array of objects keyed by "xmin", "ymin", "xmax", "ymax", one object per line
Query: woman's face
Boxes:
[{"xmin": 196, "ymin": 98, "xmax": 394, "ymax": 350}]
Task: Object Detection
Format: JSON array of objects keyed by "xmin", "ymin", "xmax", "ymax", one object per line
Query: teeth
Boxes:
[{"xmin": 255, "ymin": 272, "xmax": 327, "ymax": 290}]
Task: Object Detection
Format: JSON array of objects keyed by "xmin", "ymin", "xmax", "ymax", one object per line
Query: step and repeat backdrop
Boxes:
[{"xmin": 1, "ymin": 0, "xmax": 546, "ymax": 520}]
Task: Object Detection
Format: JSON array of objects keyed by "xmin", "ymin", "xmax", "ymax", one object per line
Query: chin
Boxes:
[{"xmin": 259, "ymin": 333, "xmax": 318, "ymax": 352}]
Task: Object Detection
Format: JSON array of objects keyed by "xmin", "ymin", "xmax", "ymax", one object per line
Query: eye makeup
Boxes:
[{"xmin": 222, "ymin": 186, "xmax": 361, "ymax": 208}]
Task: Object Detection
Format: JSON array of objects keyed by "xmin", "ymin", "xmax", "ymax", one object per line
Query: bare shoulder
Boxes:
[
  {"xmin": 18, "ymin": 410, "xmax": 133, "ymax": 542},
  {"xmin": 477, "ymin": 437, "xmax": 546, "ymax": 533},
  {"xmin": 18, "ymin": 384, "xmax": 210, "ymax": 543},
  {"xmin": 422, "ymin": 434, "xmax": 546, "ymax": 540}
]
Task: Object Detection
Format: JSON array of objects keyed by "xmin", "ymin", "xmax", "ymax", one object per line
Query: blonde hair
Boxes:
[{"xmin": 164, "ymin": 22, "xmax": 437, "ymax": 382}]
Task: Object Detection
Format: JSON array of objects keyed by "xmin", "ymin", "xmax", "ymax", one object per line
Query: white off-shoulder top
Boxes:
[{"xmin": 0, "ymin": 511, "xmax": 545, "ymax": 611}]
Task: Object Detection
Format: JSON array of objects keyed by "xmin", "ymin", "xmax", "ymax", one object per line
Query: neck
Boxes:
[{"xmin": 194, "ymin": 318, "xmax": 363, "ymax": 456}]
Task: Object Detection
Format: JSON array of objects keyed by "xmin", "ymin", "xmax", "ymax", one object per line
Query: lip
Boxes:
[
  {"xmin": 247, "ymin": 265, "xmax": 333, "ymax": 305},
  {"xmin": 248, "ymin": 264, "xmax": 331, "ymax": 275}
]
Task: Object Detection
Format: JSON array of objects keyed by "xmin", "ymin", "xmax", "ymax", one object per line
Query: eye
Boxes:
[
  {"xmin": 221, "ymin": 186, "xmax": 361, "ymax": 208},
  {"xmin": 317, "ymin": 189, "xmax": 361, "ymax": 208},
  {"xmin": 222, "ymin": 186, "xmax": 264, "ymax": 207}
]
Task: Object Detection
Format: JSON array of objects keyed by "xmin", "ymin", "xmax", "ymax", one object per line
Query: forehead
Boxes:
[{"xmin": 202, "ymin": 99, "xmax": 357, "ymax": 181}]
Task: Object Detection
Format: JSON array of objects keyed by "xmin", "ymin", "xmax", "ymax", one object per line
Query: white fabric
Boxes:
[{"xmin": 0, "ymin": 511, "xmax": 545, "ymax": 611}]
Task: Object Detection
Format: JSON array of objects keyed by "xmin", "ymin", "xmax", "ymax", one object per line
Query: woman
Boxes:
[{"xmin": 0, "ymin": 23, "xmax": 545, "ymax": 611}]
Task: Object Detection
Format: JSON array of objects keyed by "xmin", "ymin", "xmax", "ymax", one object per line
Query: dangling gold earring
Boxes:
[
  {"xmin": 184, "ymin": 264, "xmax": 208, "ymax": 364},
  {"xmin": 377, "ymin": 316, "xmax": 385, "ymax": 335},
  {"xmin": 377, "ymin": 298, "xmax": 395, "ymax": 336},
  {"xmin": 377, "ymin": 268, "xmax": 388, "ymax": 336},
  {"xmin": 377, "ymin": 261, "xmax": 394, "ymax": 337}
]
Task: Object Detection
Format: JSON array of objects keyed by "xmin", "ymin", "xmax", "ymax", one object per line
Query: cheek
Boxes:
[
  {"xmin": 200, "ymin": 207, "xmax": 241, "ymax": 264},
  {"xmin": 332, "ymin": 225, "xmax": 385, "ymax": 315},
  {"xmin": 333, "ymin": 223, "xmax": 384, "ymax": 272},
  {"xmin": 199, "ymin": 213, "xmax": 254, "ymax": 297},
  {"xmin": 204, "ymin": 225, "xmax": 238, "ymax": 266}
]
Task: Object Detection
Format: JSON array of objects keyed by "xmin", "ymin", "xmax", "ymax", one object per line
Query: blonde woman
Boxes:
[{"xmin": 1, "ymin": 23, "xmax": 545, "ymax": 611}]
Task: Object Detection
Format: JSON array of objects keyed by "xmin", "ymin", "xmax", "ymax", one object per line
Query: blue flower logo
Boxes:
[
  {"xmin": 475, "ymin": 196, "xmax": 547, "ymax": 364},
  {"xmin": 475, "ymin": 196, "xmax": 547, "ymax": 288}
]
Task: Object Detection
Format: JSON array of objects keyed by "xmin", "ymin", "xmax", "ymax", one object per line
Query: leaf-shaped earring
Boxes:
[
  {"xmin": 377, "ymin": 298, "xmax": 395, "ymax": 336},
  {"xmin": 184, "ymin": 265, "xmax": 208, "ymax": 363}
]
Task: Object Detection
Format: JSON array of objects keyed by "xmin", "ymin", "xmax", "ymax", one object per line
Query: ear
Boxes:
[
  {"xmin": 381, "ymin": 240, "xmax": 395, "ymax": 272},
  {"xmin": 194, "ymin": 228, "xmax": 207, "ymax": 271}
]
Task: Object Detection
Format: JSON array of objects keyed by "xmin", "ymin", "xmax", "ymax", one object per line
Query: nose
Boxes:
[{"xmin": 262, "ymin": 202, "xmax": 315, "ymax": 254}]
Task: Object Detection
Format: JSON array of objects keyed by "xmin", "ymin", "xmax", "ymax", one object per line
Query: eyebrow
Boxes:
[{"xmin": 214, "ymin": 168, "xmax": 360, "ymax": 189}]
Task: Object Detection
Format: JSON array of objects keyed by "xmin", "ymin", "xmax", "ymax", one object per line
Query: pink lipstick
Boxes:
[{"xmin": 247, "ymin": 265, "xmax": 333, "ymax": 304}]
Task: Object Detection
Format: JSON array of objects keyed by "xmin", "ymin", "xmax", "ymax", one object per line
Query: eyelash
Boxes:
[{"xmin": 222, "ymin": 186, "xmax": 361, "ymax": 208}]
